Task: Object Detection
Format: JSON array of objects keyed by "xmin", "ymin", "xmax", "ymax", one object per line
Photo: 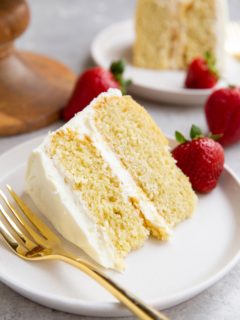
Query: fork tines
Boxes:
[{"xmin": 0, "ymin": 186, "xmax": 54, "ymax": 257}]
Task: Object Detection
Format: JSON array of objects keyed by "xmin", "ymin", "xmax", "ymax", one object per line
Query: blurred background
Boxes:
[{"xmin": 16, "ymin": 0, "xmax": 240, "ymax": 73}]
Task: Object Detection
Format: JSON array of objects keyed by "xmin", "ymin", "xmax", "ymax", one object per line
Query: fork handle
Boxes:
[{"xmin": 53, "ymin": 252, "xmax": 169, "ymax": 320}]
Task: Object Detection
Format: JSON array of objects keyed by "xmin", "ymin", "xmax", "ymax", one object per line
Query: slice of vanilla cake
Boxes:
[
  {"xmin": 26, "ymin": 89, "xmax": 197, "ymax": 270},
  {"xmin": 133, "ymin": 0, "xmax": 228, "ymax": 70}
]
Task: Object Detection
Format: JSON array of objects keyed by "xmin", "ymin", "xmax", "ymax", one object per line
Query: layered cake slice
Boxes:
[
  {"xmin": 133, "ymin": 0, "xmax": 228, "ymax": 70},
  {"xmin": 26, "ymin": 89, "xmax": 197, "ymax": 270}
]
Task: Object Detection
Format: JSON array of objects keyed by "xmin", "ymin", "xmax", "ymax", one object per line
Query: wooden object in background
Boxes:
[{"xmin": 0, "ymin": 0, "xmax": 76, "ymax": 136}]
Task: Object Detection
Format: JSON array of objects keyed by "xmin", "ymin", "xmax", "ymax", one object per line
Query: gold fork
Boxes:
[
  {"xmin": 226, "ymin": 22, "xmax": 240, "ymax": 60},
  {"xmin": 0, "ymin": 185, "xmax": 169, "ymax": 320}
]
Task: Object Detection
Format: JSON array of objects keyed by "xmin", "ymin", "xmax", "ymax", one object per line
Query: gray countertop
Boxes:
[{"xmin": 1, "ymin": 0, "xmax": 240, "ymax": 319}]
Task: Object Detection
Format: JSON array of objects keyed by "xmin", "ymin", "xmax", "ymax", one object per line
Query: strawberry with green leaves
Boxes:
[
  {"xmin": 172, "ymin": 125, "xmax": 224, "ymax": 193},
  {"xmin": 63, "ymin": 60, "xmax": 131, "ymax": 121},
  {"xmin": 185, "ymin": 52, "xmax": 219, "ymax": 89}
]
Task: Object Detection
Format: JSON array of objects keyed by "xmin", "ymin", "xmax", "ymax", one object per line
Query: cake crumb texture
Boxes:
[
  {"xmin": 133, "ymin": 0, "xmax": 217, "ymax": 69},
  {"xmin": 94, "ymin": 95, "xmax": 197, "ymax": 231},
  {"xmin": 47, "ymin": 129, "xmax": 149, "ymax": 262}
]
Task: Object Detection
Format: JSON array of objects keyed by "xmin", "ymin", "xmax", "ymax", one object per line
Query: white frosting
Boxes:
[
  {"xmin": 25, "ymin": 89, "xmax": 170, "ymax": 270},
  {"xmin": 25, "ymin": 140, "xmax": 118, "ymax": 269}
]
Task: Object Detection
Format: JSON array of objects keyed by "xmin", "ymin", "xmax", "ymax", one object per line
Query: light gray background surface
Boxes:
[{"xmin": 1, "ymin": 1, "xmax": 240, "ymax": 319}]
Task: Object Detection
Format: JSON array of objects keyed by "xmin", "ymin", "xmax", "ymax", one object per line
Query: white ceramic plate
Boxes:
[
  {"xmin": 91, "ymin": 20, "xmax": 240, "ymax": 105},
  {"xmin": 1, "ymin": 136, "xmax": 240, "ymax": 317}
]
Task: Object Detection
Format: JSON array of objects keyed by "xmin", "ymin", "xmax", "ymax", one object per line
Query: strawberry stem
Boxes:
[
  {"xmin": 175, "ymin": 125, "xmax": 222, "ymax": 144},
  {"xmin": 190, "ymin": 125, "xmax": 203, "ymax": 139},
  {"xmin": 175, "ymin": 131, "xmax": 188, "ymax": 143},
  {"xmin": 110, "ymin": 60, "xmax": 132, "ymax": 95},
  {"xmin": 204, "ymin": 51, "xmax": 220, "ymax": 79},
  {"xmin": 209, "ymin": 133, "xmax": 223, "ymax": 141},
  {"xmin": 110, "ymin": 60, "xmax": 125, "ymax": 75}
]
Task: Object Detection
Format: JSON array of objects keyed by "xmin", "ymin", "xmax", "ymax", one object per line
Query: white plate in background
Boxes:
[
  {"xmin": 91, "ymin": 20, "xmax": 240, "ymax": 106},
  {"xmin": 0, "ymin": 136, "xmax": 240, "ymax": 317}
]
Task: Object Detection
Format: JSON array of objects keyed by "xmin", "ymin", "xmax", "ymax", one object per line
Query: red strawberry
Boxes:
[
  {"xmin": 185, "ymin": 52, "xmax": 219, "ymax": 89},
  {"xmin": 63, "ymin": 60, "xmax": 131, "ymax": 121},
  {"xmin": 172, "ymin": 125, "xmax": 224, "ymax": 193},
  {"xmin": 205, "ymin": 86, "xmax": 240, "ymax": 146}
]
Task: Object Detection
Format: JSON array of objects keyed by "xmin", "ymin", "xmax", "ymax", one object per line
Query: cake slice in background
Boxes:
[
  {"xmin": 25, "ymin": 89, "xmax": 197, "ymax": 270},
  {"xmin": 133, "ymin": 0, "xmax": 228, "ymax": 70}
]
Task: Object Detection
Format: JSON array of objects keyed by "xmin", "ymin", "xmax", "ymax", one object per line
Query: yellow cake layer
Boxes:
[
  {"xmin": 133, "ymin": 0, "xmax": 217, "ymax": 69},
  {"xmin": 47, "ymin": 129, "xmax": 149, "ymax": 263},
  {"xmin": 184, "ymin": 0, "xmax": 216, "ymax": 64},
  {"xmin": 93, "ymin": 95, "xmax": 196, "ymax": 234}
]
